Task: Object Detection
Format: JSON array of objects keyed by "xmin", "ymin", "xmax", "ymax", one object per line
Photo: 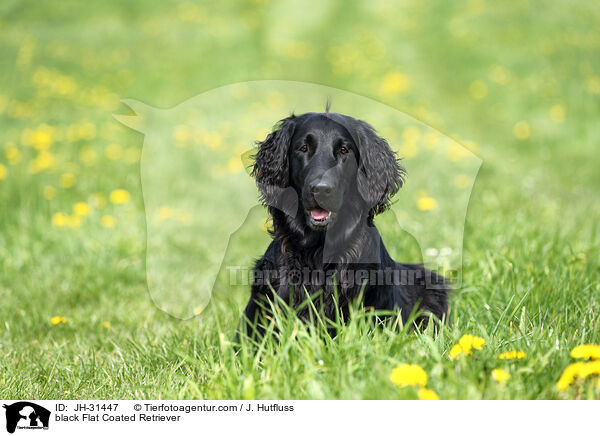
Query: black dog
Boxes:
[{"xmin": 241, "ymin": 112, "xmax": 448, "ymax": 338}]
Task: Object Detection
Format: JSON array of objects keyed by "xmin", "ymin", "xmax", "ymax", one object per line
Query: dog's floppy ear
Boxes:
[
  {"xmin": 354, "ymin": 119, "xmax": 405, "ymax": 216},
  {"xmin": 252, "ymin": 115, "xmax": 298, "ymax": 208}
]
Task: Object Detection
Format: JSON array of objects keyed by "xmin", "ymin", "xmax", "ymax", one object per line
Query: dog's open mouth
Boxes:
[{"xmin": 309, "ymin": 207, "xmax": 331, "ymax": 226}]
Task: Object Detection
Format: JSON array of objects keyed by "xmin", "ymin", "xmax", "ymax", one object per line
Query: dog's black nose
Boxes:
[{"xmin": 310, "ymin": 182, "xmax": 333, "ymax": 196}]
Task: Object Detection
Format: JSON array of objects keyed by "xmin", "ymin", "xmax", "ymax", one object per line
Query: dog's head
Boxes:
[{"xmin": 253, "ymin": 112, "xmax": 405, "ymax": 233}]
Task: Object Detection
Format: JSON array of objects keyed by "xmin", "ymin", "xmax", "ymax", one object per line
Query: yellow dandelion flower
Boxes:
[
  {"xmin": 417, "ymin": 197, "xmax": 437, "ymax": 211},
  {"xmin": 402, "ymin": 126, "xmax": 421, "ymax": 144},
  {"xmin": 449, "ymin": 344, "xmax": 464, "ymax": 359},
  {"xmin": 109, "ymin": 189, "xmax": 130, "ymax": 204},
  {"xmin": 50, "ymin": 316, "xmax": 67, "ymax": 325},
  {"xmin": 105, "ymin": 143, "xmax": 123, "ymax": 160},
  {"xmin": 549, "ymin": 104, "xmax": 565, "ymax": 123},
  {"xmin": 579, "ymin": 361, "xmax": 600, "ymax": 378},
  {"xmin": 193, "ymin": 307, "xmax": 202, "ymax": 315},
  {"xmin": 20, "ymin": 128, "xmax": 36, "ymax": 147},
  {"xmin": 417, "ymin": 387, "xmax": 439, "ymax": 400},
  {"xmin": 78, "ymin": 122, "xmax": 96, "ymax": 141},
  {"xmin": 227, "ymin": 157, "xmax": 243, "ymax": 173},
  {"xmin": 0, "ymin": 163, "xmax": 7, "ymax": 180},
  {"xmin": 157, "ymin": 206, "xmax": 173, "ymax": 220},
  {"xmin": 390, "ymin": 364, "xmax": 428, "ymax": 388},
  {"xmin": 555, "ymin": 361, "xmax": 600, "ymax": 391},
  {"xmin": 498, "ymin": 350, "xmax": 526, "ymax": 360},
  {"xmin": 489, "ymin": 65, "xmax": 510, "ymax": 85},
  {"xmin": 380, "ymin": 72, "xmax": 411, "ymax": 96},
  {"xmin": 203, "ymin": 131, "xmax": 222, "ymax": 149},
  {"xmin": 570, "ymin": 344, "xmax": 600, "ymax": 360},
  {"xmin": 60, "ymin": 172, "xmax": 76, "ymax": 188},
  {"xmin": 43, "ymin": 185, "xmax": 57, "ymax": 200},
  {"xmin": 469, "ymin": 80, "xmax": 488, "ymax": 99},
  {"xmin": 73, "ymin": 202, "xmax": 90, "ymax": 216},
  {"xmin": 459, "ymin": 335, "xmax": 476, "ymax": 353},
  {"xmin": 230, "ymin": 82, "xmax": 249, "ymax": 100},
  {"xmin": 586, "ymin": 75, "xmax": 600, "ymax": 95},
  {"xmin": 36, "ymin": 151, "xmax": 54, "ymax": 169},
  {"xmin": 29, "ymin": 151, "xmax": 55, "ymax": 173},
  {"xmin": 492, "ymin": 369, "xmax": 511, "ymax": 383},
  {"xmin": 454, "ymin": 174, "xmax": 471, "ymax": 189},
  {"xmin": 399, "ymin": 142, "xmax": 418, "ymax": 159},
  {"xmin": 471, "ymin": 335, "xmax": 486, "ymax": 350},
  {"xmin": 423, "ymin": 132, "xmax": 440, "ymax": 149},
  {"xmin": 124, "ymin": 147, "xmax": 140, "ymax": 163},
  {"xmin": 266, "ymin": 91, "xmax": 285, "ymax": 109},
  {"xmin": 173, "ymin": 124, "xmax": 191, "ymax": 143},
  {"xmin": 446, "ymin": 144, "xmax": 471, "ymax": 162},
  {"xmin": 450, "ymin": 334, "xmax": 486, "ymax": 359},
  {"xmin": 5, "ymin": 144, "xmax": 21, "ymax": 164},
  {"xmin": 22, "ymin": 124, "xmax": 55, "ymax": 151},
  {"xmin": 31, "ymin": 130, "xmax": 53, "ymax": 151},
  {"xmin": 54, "ymin": 75, "xmax": 77, "ymax": 95},
  {"xmin": 463, "ymin": 140, "xmax": 479, "ymax": 154},
  {"xmin": 52, "ymin": 212, "xmax": 66, "ymax": 227},
  {"xmin": 79, "ymin": 147, "xmax": 98, "ymax": 166},
  {"xmin": 557, "ymin": 362, "xmax": 587, "ymax": 391},
  {"xmin": 101, "ymin": 321, "xmax": 111, "ymax": 328},
  {"xmin": 100, "ymin": 215, "xmax": 116, "ymax": 228},
  {"xmin": 513, "ymin": 121, "xmax": 530, "ymax": 140}
]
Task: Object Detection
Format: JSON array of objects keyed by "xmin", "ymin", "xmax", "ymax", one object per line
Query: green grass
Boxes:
[{"xmin": 1, "ymin": 0, "xmax": 600, "ymax": 399}]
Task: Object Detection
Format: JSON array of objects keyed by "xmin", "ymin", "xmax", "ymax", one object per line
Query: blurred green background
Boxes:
[{"xmin": 1, "ymin": 0, "xmax": 599, "ymax": 399}]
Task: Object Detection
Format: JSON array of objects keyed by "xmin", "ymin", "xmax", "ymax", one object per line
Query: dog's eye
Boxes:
[
  {"xmin": 299, "ymin": 145, "xmax": 308, "ymax": 152},
  {"xmin": 339, "ymin": 146, "xmax": 349, "ymax": 155}
]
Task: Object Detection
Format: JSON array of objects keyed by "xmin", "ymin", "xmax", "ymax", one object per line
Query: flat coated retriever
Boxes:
[{"xmin": 240, "ymin": 112, "xmax": 449, "ymax": 338}]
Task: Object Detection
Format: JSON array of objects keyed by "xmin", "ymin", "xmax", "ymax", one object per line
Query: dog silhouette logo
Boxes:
[
  {"xmin": 115, "ymin": 81, "xmax": 481, "ymax": 319},
  {"xmin": 3, "ymin": 402, "xmax": 50, "ymax": 433}
]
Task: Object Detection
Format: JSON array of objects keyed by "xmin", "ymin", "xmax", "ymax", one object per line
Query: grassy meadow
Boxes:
[{"xmin": 1, "ymin": 0, "xmax": 599, "ymax": 399}]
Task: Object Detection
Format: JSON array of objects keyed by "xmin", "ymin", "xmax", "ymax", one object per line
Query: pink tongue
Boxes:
[{"xmin": 310, "ymin": 208, "xmax": 329, "ymax": 219}]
